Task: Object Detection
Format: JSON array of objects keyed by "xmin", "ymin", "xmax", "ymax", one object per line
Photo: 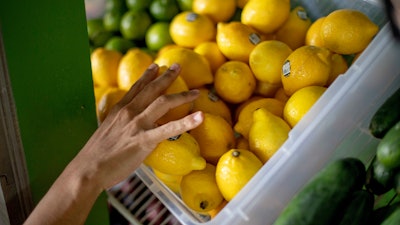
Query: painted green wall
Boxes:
[{"xmin": 0, "ymin": 0, "xmax": 108, "ymax": 224}]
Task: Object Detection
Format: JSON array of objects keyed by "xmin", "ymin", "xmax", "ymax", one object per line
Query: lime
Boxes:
[
  {"xmin": 145, "ymin": 22, "xmax": 174, "ymax": 51},
  {"xmin": 103, "ymin": 10, "xmax": 122, "ymax": 32},
  {"xmin": 105, "ymin": 0, "xmax": 128, "ymax": 13},
  {"xmin": 120, "ymin": 10, "xmax": 152, "ymax": 40},
  {"xmin": 176, "ymin": 0, "xmax": 193, "ymax": 11},
  {"xmin": 149, "ymin": 0, "xmax": 180, "ymax": 22},
  {"xmin": 104, "ymin": 36, "xmax": 135, "ymax": 53},
  {"xmin": 87, "ymin": 19, "xmax": 114, "ymax": 47},
  {"xmin": 126, "ymin": 0, "xmax": 152, "ymax": 11}
]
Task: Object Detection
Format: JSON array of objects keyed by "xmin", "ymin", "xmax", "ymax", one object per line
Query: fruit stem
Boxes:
[
  {"xmin": 232, "ymin": 150, "xmax": 240, "ymax": 157},
  {"xmin": 200, "ymin": 201, "xmax": 209, "ymax": 210}
]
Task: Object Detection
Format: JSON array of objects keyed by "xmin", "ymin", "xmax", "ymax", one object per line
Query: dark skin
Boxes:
[{"xmin": 23, "ymin": 63, "xmax": 204, "ymax": 225}]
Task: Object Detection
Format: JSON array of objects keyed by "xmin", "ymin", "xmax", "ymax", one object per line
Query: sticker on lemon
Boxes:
[
  {"xmin": 281, "ymin": 45, "xmax": 332, "ymax": 96},
  {"xmin": 117, "ymin": 48, "xmax": 153, "ymax": 91},
  {"xmin": 180, "ymin": 164, "xmax": 224, "ymax": 212},
  {"xmin": 320, "ymin": 9, "xmax": 379, "ymax": 55},
  {"xmin": 216, "ymin": 149, "xmax": 263, "ymax": 201},
  {"xmin": 189, "ymin": 113, "xmax": 236, "ymax": 165},
  {"xmin": 169, "ymin": 11, "xmax": 215, "ymax": 48},
  {"xmin": 241, "ymin": 0, "xmax": 290, "ymax": 34},
  {"xmin": 192, "ymin": 0, "xmax": 236, "ymax": 23},
  {"xmin": 214, "ymin": 61, "xmax": 256, "ymax": 104},
  {"xmin": 155, "ymin": 47, "xmax": 213, "ymax": 89},
  {"xmin": 283, "ymin": 86, "xmax": 327, "ymax": 128},
  {"xmin": 249, "ymin": 107, "xmax": 291, "ymax": 163},
  {"xmin": 144, "ymin": 132, "xmax": 206, "ymax": 176},
  {"xmin": 91, "ymin": 48, "xmax": 122, "ymax": 87}
]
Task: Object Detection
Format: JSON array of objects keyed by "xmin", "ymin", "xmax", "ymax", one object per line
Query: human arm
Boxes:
[{"xmin": 23, "ymin": 63, "xmax": 204, "ymax": 225}]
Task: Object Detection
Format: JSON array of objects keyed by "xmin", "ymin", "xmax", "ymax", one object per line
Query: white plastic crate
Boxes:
[{"xmin": 111, "ymin": 0, "xmax": 400, "ymax": 224}]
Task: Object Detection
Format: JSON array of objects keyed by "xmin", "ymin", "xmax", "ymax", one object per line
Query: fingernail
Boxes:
[
  {"xmin": 169, "ymin": 63, "xmax": 180, "ymax": 71},
  {"xmin": 193, "ymin": 111, "xmax": 203, "ymax": 123},
  {"xmin": 148, "ymin": 63, "xmax": 158, "ymax": 70},
  {"xmin": 189, "ymin": 89, "xmax": 199, "ymax": 95}
]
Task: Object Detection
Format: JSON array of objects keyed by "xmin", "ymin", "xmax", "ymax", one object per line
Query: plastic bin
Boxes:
[{"xmin": 109, "ymin": 0, "xmax": 400, "ymax": 224}]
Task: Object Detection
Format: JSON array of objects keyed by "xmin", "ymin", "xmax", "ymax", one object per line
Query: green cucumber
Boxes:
[
  {"xmin": 366, "ymin": 156, "xmax": 395, "ymax": 195},
  {"xmin": 381, "ymin": 206, "xmax": 400, "ymax": 225},
  {"xmin": 377, "ymin": 120, "xmax": 400, "ymax": 169},
  {"xmin": 369, "ymin": 87, "xmax": 400, "ymax": 139},
  {"xmin": 273, "ymin": 158, "xmax": 366, "ymax": 225},
  {"xmin": 373, "ymin": 202, "xmax": 400, "ymax": 225},
  {"xmin": 337, "ymin": 190, "xmax": 374, "ymax": 225}
]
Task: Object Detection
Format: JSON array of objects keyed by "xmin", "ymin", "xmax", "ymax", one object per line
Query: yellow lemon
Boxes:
[
  {"xmin": 193, "ymin": 0, "xmax": 236, "ymax": 23},
  {"xmin": 283, "ymin": 86, "xmax": 327, "ymax": 127},
  {"xmin": 249, "ymin": 40, "xmax": 293, "ymax": 85},
  {"xmin": 194, "ymin": 41, "xmax": 227, "ymax": 73},
  {"xmin": 155, "ymin": 47, "xmax": 213, "ymax": 89},
  {"xmin": 190, "ymin": 113, "xmax": 236, "ymax": 165},
  {"xmin": 249, "ymin": 107, "xmax": 291, "ymax": 163},
  {"xmin": 207, "ymin": 200, "xmax": 228, "ymax": 219},
  {"xmin": 94, "ymin": 85, "xmax": 109, "ymax": 107},
  {"xmin": 241, "ymin": 0, "xmax": 290, "ymax": 34},
  {"xmin": 305, "ymin": 17, "xmax": 325, "ymax": 47},
  {"xmin": 254, "ymin": 81, "xmax": 282, "ymax": 98},
  {"xmin": 234, "ymin": 95, "xmax": 264, "ymax": 122},
  {"xmin": 281, "ymin": 45, "xmax": 332, "ymax": 96},
  {"xmin": 91, "ymin": 48, "xmax": 122, "ymax": 87},
  {"xmin": 274, "ymin": 87, "xmax": 290, "ymax": 103},
  {"xmin": 157, "ymin": 44, "xmax": 181, "ymax": 57},
  {"xmin": 97, "ymin": 87, "xmax": 127, "ymax": 123},
  {"xmin": 320, "ymin": 9, "xmax": 379, "ymax": 54},
  {"xmin": 144, "ymin": 132, "xmax": 207, "ymax": 176},
  {"xmin": 169, "ymin": 11, "xmax": 216, "ymax": 48},
  {"xmin": 117, "ymin": 48, "xmax": 153, "ymax": 91},
  {"xmin": 237, "ymin": 0, "xmax": 249, "ymax": 8},
  {"xmin": 275, "ymin": 6, "xmax": 312, "ymax": 50},
  {"xmin": 153, "ymin": 169, "xmax": 182, "ymax": 194},
  {"xmin": 216, "ymin": 21, "xmax": 263, "ymax": 63},
  {"xmin": 235, "ymin": 136, "xmax": 250, "ymax": 150},
  {"xmin": 234, "ymin": 98, "xmax": 284, "ymax": 139},
  {"xmin": 327, "ymin": 53, "xmax": 348, "ymax": 86},
  {"xmin": 156, "ymin": 66, "xmax": 192, "ymax": 125},
  {"xmin": 214, "ymin": 61, "xmax": 256, "ymax": 104},
  {"xmin": 216, "ymin": 149, "xmax": 263, "ymax": 201},
  {"xmin": 191, "ymin": 88, "xmax": 232, "ymax": 125},
  {"xmin": 180, "ymin": 164, "xmax": 224, "ymax": 212}
]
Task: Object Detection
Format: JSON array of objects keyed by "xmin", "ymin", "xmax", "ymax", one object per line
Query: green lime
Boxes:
[
  {"xmin": 145, "ymin": 22, "xmax": 174, "ymax": 51},
  {"xmin": 103, "ymin": 10, "xmax": 122, "ymax": 32},
  {"xmin": 176, "ymin": 0, "xmax": 193, "ymax": 11},
  {"xmin": 87, "ymin": 18, "xmax": 105, "ymax": 41},
  {"xmin": 149, "ymin": 0, "xmax": 180, "ymax": 22},
  {"xmin": 126, "ymin": 0, "xmax": 152, "ymax": 12},
  {"xmin": 105, "ymin": 0, "xmax": 128, "ymax": 13},
  {"xmin": 105, "ymin": 36, "xmax": 135, "ymax": 53},
  {"xmin": 120, "ymin": 10, "xmax": 152, "ymax": 40}
]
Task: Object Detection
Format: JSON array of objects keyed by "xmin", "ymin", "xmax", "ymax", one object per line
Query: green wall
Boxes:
[{"xmin": 0, "ymin": 0, "xmax": 108, "ymax": 224}]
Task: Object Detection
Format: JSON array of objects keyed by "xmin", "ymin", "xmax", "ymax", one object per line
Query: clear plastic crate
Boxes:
[{"xmin": 111, "ymin": 0, "xmax": 400, "ymax": 224}]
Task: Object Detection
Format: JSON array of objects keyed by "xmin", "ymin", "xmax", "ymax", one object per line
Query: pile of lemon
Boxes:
[{"xmin": 90, "ymin": 0, "xmax": 379, "ymax": 218}]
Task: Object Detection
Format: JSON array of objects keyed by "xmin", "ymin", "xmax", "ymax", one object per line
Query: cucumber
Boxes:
[
  {"xmin": 373, "ymin": 202, "xmax": 400, "ymax": 225},
  {"xmin": 337, "ymin": 190, "xmax": 374, "ymax": 225},
  {"xmin": 273, "ymin": 158, "xmax": 366, "ymax": 225},
  {"xmin": 381, "ymin": 206, "xmax": 400, "ymax": 225},
  {"xmin": 393, "ymin": 171, "xmax": 400, "ymax": 194},
  {"xmin": 369, "ymin": 87, "xmax": 400, "ymax": 139},
  {"xmin": 366, "ymin": 156, "xmax": 395, "ymax": 195},
  {"xmin": 377, "ymin": 120, "xmax": 400, "ymax": 169}
]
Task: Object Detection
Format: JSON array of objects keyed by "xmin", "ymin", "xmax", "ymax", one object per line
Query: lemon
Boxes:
[
  {"xmin": 216, "ymin": 21, "xmax": 263, "ymax": 63},
  {"xmin": 153, "ymin": 169, "xmax": 182, "ymax": 194},
  {"xmin": 91, "ymin": 48, "xmax": 122, "ymax": 87},
  {"xmin": 155, "ymin": 47, "xmax": 213, "ymax": 89},
  {"xmin": 180, "ymin": 164, "xmax": 224, "ymax": 212},
  {"xmin": 237, "ymin": 0, "xmax": 249, "ymax": 8},
  {"xmin": 249, "ymin": 40, "xmax": 293, "ymax": 85},
  {"xmin": 254, "ymin": 81, "xmax": 281, "ymax": 98},
  {"xmin": 144, "ymin": 132, "xmax": 207, "ymax": 176},
  {"xmin": 169, "ymin": 11, "xmax": 216, "ymax": 48},
  {"xmin": 281, "ymin": 45, "xmax": 332, "ymax": 96},
  {"xmin": 156, "ymin": 66, "xmax": 192, "ymax": 125},
  {"xmin": 214, "ymin": 61, "xmax": 256, "ymax": 104},
  {"xmin": 216, "ymin": 149, "xmax": 263, "ymax": 201},
  {"xmin": 249, "ymin": 108, "xmax": 291, "ymax": 163},
  {"xmin": 190, "ymin": 113, "xmax": 236, "ymax": 165},
  {"xmin": 235, "ymin": 136, "xmax": 250, "ymax": 150},
  {"xmin": 241, "ymin": 0, "xmax": 290, "ymax": 34},
  {"xmin": 117, "ymin": 48, "xmax": 153, "ymax": 91},
  {"xmin": 97, "ymin": 87, "xmax": 127, "ymax": 122},
  {"xmin": 234, "ymin": 97, "xmax": 284, "ymax": 139},
  {"xmin": 328, "ymin": 53, "xmax": 348, "ymax": 85},
  {"xmin": 320, "ymin": 9, "xmax": 379, "ymax": 54},
  {"xmin": 275, "ymin": 6, "xmax": 312, "ymax": 50},
  {"xmin": 191, "ymin": 88, "xmax": 232, "ymax": 125},
  {"xmin": 305, "ymin": 17, "xmax": 325, "ymax": 47},
  {"xmin": 283, "ymin": 86, "xmax": 327, "ymax": 127},
  {"xmin": 194, "ymin": 41, "xmax": 227, "ymax": 73},
  {"xmin": 274, "ymin": 87, "xmax": 290, "ymax": 103},
  {"xmin": 192, "ymin": 0, "xmax": 236, "ymax": 23},
  {"xmin": 234, "ymin": 95, "xmax": 263, "ymax": 122},
  {"xmin": 207, "ymin": 200, "xmax": 228, "ymax": 219}
]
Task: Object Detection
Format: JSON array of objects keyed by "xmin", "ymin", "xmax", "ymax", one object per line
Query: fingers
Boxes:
[{"xmin": 145, "ymin": 111, "xmax": 204, "ymax": 142}]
